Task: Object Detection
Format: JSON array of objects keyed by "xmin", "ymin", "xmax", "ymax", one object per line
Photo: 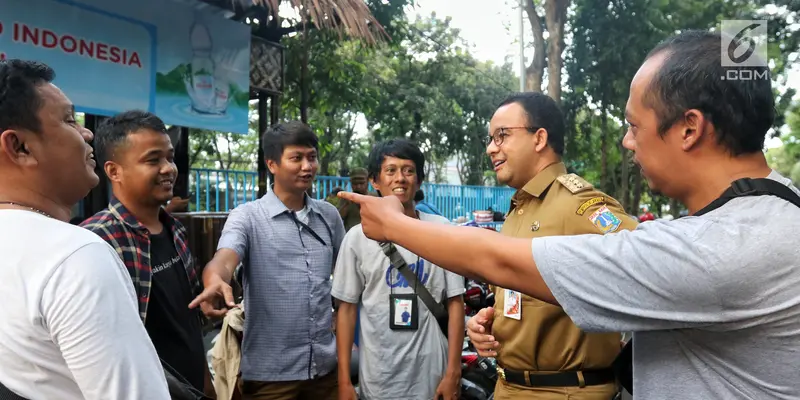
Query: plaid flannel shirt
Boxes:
[{"xmin": 80, "ymin": 196, "xmax": 202, "ymax": 322}]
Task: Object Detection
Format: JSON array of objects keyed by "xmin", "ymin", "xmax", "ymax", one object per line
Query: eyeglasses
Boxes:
[{"xmin": 483, "ymin": 126, "xmax": 541, "ymax": 147}]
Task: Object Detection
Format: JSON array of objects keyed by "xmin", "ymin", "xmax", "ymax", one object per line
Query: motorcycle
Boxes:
[
  {"xmin": 460, "ymin": 274, "xmax": 498, "ymax": 399},
  {"xmin": 464, "ymin": 279, "xmax": 495, "ymax": 317},
  {"xmin": 460, "ymin": 351, "xmax": 497, "ymax": 400}
]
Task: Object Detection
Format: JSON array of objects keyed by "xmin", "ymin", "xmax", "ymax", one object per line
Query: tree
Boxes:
[
  {"xmin": 282, "ymin": 31, "xmax": 383, "ymax": 174},
  {"xmin": 189, "ymin": 103, "xmax": 260, "ymax": 171},
  {"xmin": 363, "ymin": 14, "xmax": 518, "ymax": 184},
  {"xmin": 267, "ymin": 0, "xmax": 411, "ymax": 124},
  {"xmin": 769, "ymin": 102, "xmax": 800, "ymax": 185},
  {"xmin": 252, "ymin": 0, "xmax": 394, "ymax": 44},
  {"xmin": 256, "ymin": 0, "xmax": 415, "ymax": 175},
  {"xmin": 564, "ymin": 0, "xmax": 800, "ymax": 215},
  {"xmin": 522, "ymin": 0, "xmax": 570, "ymax": 105},
  {"xmin": 565, "ymin": 0, "xmax": 668, "ymax": 212}
]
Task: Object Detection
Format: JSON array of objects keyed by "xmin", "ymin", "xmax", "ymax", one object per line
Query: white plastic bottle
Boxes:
[{"xmin": 188, "ymin": 21, "xmax": 215, "ymax": 113}]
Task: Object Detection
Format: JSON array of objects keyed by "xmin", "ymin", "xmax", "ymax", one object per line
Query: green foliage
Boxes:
[
  {"xmin": 565, "ymin": 0, "xmax": 800, "ymax": 214},
  {"xmin": 360, "ymin": 15, "xmax": 517, "ymax": 184},
  {"xmin": 791, "ymin": 161, "xmax": 800, "ymax": 185},
  {"xmin": 769, "ymin": 102, "xmax": 800, "ymax": 185},
  {"xmin": 186, "ymin": 0, "xmax": 799, "ymax": 205},
  {"xmin": 189, "ymin": 102, "xmax": 260, "ymax": 170},
  {"xmin": 276, "ymin": 11, "xmax": 517, "ymax": 183}
]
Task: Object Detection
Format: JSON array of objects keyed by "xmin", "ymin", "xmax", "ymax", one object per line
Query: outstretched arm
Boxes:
[{"xmin": 338, "ymin": 192, "xmax": 556, "ymax": 304}]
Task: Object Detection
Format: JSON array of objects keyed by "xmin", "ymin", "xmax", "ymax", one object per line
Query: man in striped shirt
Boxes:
[{"xmin": 191, "ymin": 121, "xmax": 345, "ymax": 400}]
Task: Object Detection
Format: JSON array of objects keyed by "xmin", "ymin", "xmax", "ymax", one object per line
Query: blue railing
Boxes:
[
  {"xmin": 191, "ymin": 169, "xmax": 260, "ymax": 213},
  {"xmin": 189, "ymin": 168, "xmax": 515, "ymax": 222}
]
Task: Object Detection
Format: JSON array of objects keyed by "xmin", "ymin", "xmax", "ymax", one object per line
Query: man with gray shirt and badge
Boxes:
[
  {"xmin": 191, "ymin": 121, "xmax": 345, "ymax": 400},
  {"xmin": 332, "ymin": 139, "xmax": 465, "ymax": 400},
  {"xmin": 338, "ymin": 30, "xmax": 800, "ymax": 399}
]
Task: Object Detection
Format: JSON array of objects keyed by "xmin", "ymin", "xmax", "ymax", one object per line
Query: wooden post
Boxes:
[
  {"xmin": 174, "ymin": 126, "xmax": 190, "ymax": 198},
  {"xmin": 257, "ymin": 93, "xmax": 268, "ymax": 197},
  {"xmin": 271, "ymin": 94, "xmax": 283, "ymax": 195},
  {"xmin": 82, "ymin": 114, "xmax": 111, "ymax": 218}
]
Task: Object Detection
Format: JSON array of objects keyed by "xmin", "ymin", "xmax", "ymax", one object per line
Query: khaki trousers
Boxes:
[
  {"xmin": 237, "ymin": 370, "xmax": 338, "ymax": 400},
  {"xmin": 494, "ymin": 378, "xmax": 617, "ymax": 400}
]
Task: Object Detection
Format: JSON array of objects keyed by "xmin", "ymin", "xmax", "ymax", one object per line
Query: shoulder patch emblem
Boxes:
[
  {"xmin": 588, "ymin": 205, "xmax": 622, "ymax": 234},
  {"xmin": 576, "ymin": 196, "xmax": 605, "ymax": 215},
  {"xmin": 556, "ymin": 174, "xmax": 592, "ymax": 194}
]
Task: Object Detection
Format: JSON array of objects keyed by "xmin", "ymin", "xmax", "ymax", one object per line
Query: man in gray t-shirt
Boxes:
[
  {"xmin": 334, "ymin": 30, "xmax": 800, "ymax": 399},
  {"xmin": 333, "ymin": 139, "xmax": 465, "ymax": 400}
]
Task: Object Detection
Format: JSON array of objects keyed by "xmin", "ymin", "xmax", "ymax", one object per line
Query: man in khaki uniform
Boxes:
[
  {"xmin": 328, "ymin": 167, "xmax": 370, "ymax": 232},
  {"xmin": 471, "ymin": 92, "xmax": 638, "ymax": 399}
]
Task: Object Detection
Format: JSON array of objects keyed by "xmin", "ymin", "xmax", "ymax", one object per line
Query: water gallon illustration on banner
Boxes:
[
  {"xmin": 152, "ymin": 10, "xmax": 250, "ymax": 133},
  {"xmin": 184, "ymin": 21, "xmax": 234, "ymax": 115}
]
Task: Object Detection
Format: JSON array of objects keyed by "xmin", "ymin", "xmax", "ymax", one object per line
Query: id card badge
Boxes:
[
  {"xmin": 503, "ymin": 289, "xmax": 521, "ymax": 320},
  {"xmin": 389, "ymin": 293, "xmax": 418, "ymax": 331}
]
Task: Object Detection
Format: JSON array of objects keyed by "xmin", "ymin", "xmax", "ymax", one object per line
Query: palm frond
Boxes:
[{"xmin": 252, "ymin": 0, "xmax": 389, "ymax": 44}]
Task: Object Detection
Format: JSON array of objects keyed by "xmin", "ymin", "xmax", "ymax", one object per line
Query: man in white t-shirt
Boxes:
[
  {"xmin": 0, "ymin": 59, "xmax": 169, "ymax": 399},
  {"xmin": 338, "ymin": 30, "xmax": 800, "ymax": 399},
  {"xmin": 333, "ymin": 139, "xmax": 465, "ymax": 400}
]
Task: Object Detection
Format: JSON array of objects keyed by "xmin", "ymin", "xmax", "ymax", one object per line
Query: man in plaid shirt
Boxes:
[{"xmin": 81, "ymin": 110, "xmax": 213, "ymax": 396}]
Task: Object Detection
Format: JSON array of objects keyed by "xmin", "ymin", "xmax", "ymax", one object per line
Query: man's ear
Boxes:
[
  {"xmin": 370, "ymin": 176, "xmax": 383, "ymax": 196},
  {"xmin": 266, "ymin": 158, "xmax": 278, "ymax": 175},
  {"xmin": 681, "ymin": 109, "xmax": 707, "ymax": 151},
  {"xmin": 104, "ymin": 160, "xmax": 122, "ymax": 182},
  {"xmin": 0, "ymin": 129, "xmax": 39, "ymax": 167},
  {"xmin": 534, "ymin": 128, "xmax": 549, "ymax": 153}
]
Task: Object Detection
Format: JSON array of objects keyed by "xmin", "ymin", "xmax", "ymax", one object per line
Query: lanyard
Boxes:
[{"xmin": 288, "ymin": 210, "xmax": 332, "ymax": 247}]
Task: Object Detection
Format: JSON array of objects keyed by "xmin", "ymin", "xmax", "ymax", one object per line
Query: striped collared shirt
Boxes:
[{"xmin": 218, "ymin": 190, "xmax": 346, "ymax": 382}]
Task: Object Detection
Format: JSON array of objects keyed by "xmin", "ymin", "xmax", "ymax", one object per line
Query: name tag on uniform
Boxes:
[{"xmin": 503, "ymin": 289, "xmax": 521, "ymax": 320}]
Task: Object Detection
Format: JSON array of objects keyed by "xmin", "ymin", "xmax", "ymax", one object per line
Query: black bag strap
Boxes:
[
  {"xmin": 613, "ymin": 177, "xmax": 800, "ymax": 395},
  {"xmin": 695, "ymin": 177, "xmax": 800, "ymax": 216},
  {"xmin": 161, "ymin": 358, "xmax": 212, "ymax": 400},
  {"xmin": 379, "ymin": 242, "xmax": 449, "ymax": 336},
  {"xmin": 0, "ymin": 382, "xmax": 27, "ymax": 400}
]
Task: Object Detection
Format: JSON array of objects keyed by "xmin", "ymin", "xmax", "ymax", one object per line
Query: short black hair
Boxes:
[
  {"xmin": 0, "ymin": 59, "xmax": 56, "ymax": 134},
  {"xmin": 497, "ymin": 92, "xmax": 565, "ymax": 156},
  {"xmin": 261, "ymin": 121, "xmax": 319, "ymax": 163},
  {"xmin": 643, "ymin": 30, "xmax": 774, "ymax": 155},
  {"xmin": 94, "ymin": 110, "xmax": 167, "ymax": 164},
  {"xmin": 414, "ymin": 189, "xmax": 424, "ymax": 202},
  {"xmin": 367, "ymin": 138, "xmax": 426, "ymax": 183}
]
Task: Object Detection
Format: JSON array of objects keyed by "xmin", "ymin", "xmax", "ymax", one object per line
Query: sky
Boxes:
[
  {"xmin": 407, "ymin": 0, "xmax": 799, "ymax": 149},
  {"xmin": 278, "ymin": 0, "xmax": 522, "ymax": 75},
  {"xmin": 408, "ymin": 0, "xmax": 521, "ymax": 78}
]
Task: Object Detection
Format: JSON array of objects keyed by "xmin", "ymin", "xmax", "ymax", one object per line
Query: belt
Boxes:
[{"xmin": 497, "ymin": 366, "xmax": 615, "ymax": 388}]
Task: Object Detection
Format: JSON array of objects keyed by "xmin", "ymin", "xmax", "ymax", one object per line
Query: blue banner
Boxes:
[{"xmin": 0, "ymin": 0, "xmax": 251, "ymax": 133}]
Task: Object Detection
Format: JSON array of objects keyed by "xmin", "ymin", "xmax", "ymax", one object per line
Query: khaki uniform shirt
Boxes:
[
  {"xmin": 326, "ymin": 196, "xmax": 361, "ymax": 232},
  {"xmin": 493, "ymin": 162, "xmax": 638, "ymax": 373}
]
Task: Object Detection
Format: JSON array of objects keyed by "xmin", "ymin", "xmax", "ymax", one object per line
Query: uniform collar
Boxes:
[
  {"xmin": 262, "ymin": 186, "xmax": 319, "ymax": 219},
  {"xmin": 517, "ymin": 162, "xmax": 568, "ymax": 199}
]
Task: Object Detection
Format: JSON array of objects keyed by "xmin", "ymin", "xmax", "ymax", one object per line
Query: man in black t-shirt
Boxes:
[{"xmin": 80, "ymin": 110, "xmax": 213, "ymax": 396}]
